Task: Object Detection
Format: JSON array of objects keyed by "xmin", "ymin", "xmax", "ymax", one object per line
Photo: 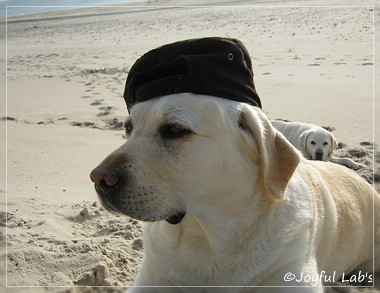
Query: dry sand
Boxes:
[{"xmin": 1, "ymin": 0, "xmax": 379, "ymax": 292}]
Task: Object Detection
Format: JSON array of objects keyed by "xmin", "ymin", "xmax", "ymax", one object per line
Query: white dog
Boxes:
[
  {"xmin": 271, "ymin": 120, "xmax": 366, "ymax": 170},
  {"xmin": 90, "ymin": 94, "xmax": 379, "ymax": 292}
]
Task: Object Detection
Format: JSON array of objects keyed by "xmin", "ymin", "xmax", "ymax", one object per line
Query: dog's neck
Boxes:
[
  {"xmin": 144, "ymin": 186, "xmax": 314, "ymax": 285},
  {"xmin": 141, "ymin": 192, "xmax": 304, "ymax": 285},
  {"xmin": 185, "ymin": 197, "xmax": 270, "ymax": 251}
]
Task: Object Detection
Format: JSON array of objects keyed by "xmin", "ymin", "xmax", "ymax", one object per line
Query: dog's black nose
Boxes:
[
  {"xmin": 90, "ymin": 165, "xmax": 119, "ymax": 187},
  {"xmin": 314, "ymin": 149, "xmax": 324, "ymax": 161}
]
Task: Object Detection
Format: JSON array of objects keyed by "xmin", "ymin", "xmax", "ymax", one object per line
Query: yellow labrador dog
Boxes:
[
  {"xmin": 90, "ymin": 93, "xmax": 379, "ymax": 292},
  {"xmin": 271, "ymin": 120, "xmax": 366, "ymax": 170}
]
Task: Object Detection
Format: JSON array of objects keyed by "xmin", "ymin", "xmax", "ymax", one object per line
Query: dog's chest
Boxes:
[
  {"xmin": 143, "ymin": 222, "xmax": 271, "ymax": 286},
  {"xmin": 157, "ymin": 242, "xmax": 254, "ymax": 286}
]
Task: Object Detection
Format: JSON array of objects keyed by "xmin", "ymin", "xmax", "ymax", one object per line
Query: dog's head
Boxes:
[
  {"xmin": 90, "ymin": 94, "xmax": 300, "ymax": 224},
  {"xmin": 300, "ymin": 128, "xmax": 337, "ymax": 161}
]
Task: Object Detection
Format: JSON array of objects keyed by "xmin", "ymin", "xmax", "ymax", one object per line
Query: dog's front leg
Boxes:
[{"xmin": 329, "ymin": 156, "xmax": 366, "ymax": 170}]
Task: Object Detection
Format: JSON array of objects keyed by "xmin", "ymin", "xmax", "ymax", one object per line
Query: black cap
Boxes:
[{"xmin": 124, "ymin": 37, "xmax": 262, "ymax": 113}]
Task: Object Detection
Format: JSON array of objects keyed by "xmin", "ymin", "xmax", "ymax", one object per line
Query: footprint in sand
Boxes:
[
  {"xmin": 97, "ymin": 106, "xmax": 115, "ymax": 117},
  {"xmin": 90, "ymin": 99, "xmax": 104, "ymax": 106}
]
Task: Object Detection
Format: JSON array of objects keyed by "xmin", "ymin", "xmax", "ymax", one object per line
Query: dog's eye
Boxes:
[
  {"xmin": 125, "ymin": 120, "xmax": 133, "ymax": 136},
  {"xmin": 310, "ymin": 141, "xmax": 316, "ymax": 145},
  {"xmin": 160, "ymin": 124, "xmax": 193, "ymax": 140},
  {"xmin": 323, "ymin": 142, "xmax": 328, "ymax": 146}
]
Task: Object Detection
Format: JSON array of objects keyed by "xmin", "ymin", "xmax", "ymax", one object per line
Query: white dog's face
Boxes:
[
  {"xmin": 90, "ymin": 93, "xmax": 300, "ymax": 225},
  {"xmin": 301, "ymin": 129, "xmax": 337, "ymax": 161}
]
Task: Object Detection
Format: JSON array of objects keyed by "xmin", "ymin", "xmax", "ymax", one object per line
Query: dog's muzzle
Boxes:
[
  {"xmin": 90, "ymin": 165, "xmax": 120, "ymax": 190},
  {"xmin": 314, "ymin": 149, "xmax": 324, "ymax": 161},
  {"xmin": 90, "ymin": 165, "xmax": 186, "ymax": 225},
  {"xmin": 90, "ymin": 165, "xmax": 124, "ymax": 213}
]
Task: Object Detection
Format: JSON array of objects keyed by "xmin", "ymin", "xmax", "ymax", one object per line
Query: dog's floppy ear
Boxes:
[
  {"xmin": 330, "ymin": 134, "xmax": 338, "ymax": 153},
  {"xmin": 300, "ymin": 130, "xmax": 312, "ymax": 150},
  {"xmin": 238, "ymin": 105, "xmax": 300, "ymax": 200}
]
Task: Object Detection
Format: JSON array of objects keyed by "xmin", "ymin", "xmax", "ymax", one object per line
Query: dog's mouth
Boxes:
[
  {"xmin": 99, "ymin": 194, "xmax": 186, "ymax": 224},
  {"xmin": 95, "ymin": 185, "xmax": 186, "ymax": 224},
  {"xmin": 166, "ymin": 212, "xmax": 186, "ymax": 225}
]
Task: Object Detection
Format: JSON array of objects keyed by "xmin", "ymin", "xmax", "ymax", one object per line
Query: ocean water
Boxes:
[{"xmin": 0, "ymin": 0, "xmax": 146, "ymax": 17}]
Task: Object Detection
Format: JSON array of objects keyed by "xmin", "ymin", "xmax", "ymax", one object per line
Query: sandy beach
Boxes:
[{"xmin": 1, "ymin": 0, "xmax": 380, "ymax": 292}]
